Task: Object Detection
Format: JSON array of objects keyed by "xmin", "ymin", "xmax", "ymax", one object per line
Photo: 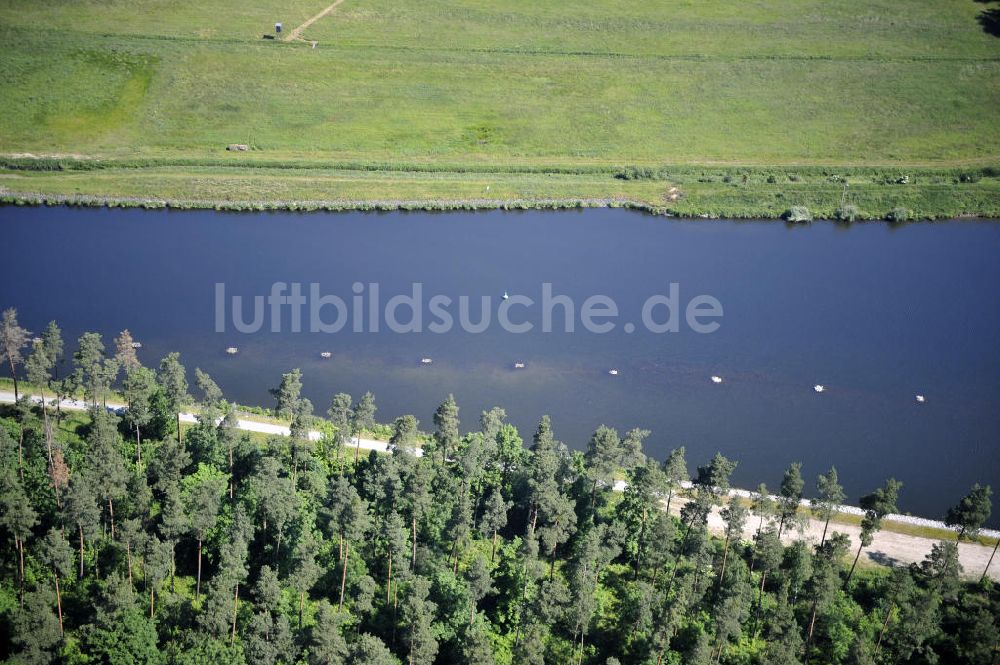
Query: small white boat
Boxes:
[
  {"xmin": 813, "ymin": 384, "xmax": 825, "ymax": 393},
  {"xmin": 131, "ymin": 341, "xmax": 142, "ymax": 349},
  {"xmin": 514, "ymin": 362, "xmax": 526, "ymax": 369},
  {"xmin": 915, "ymin": 394, "xmax": 926, "ymax": 403},
  {"xmin": 608, "ymin": 368, "xmax": 619, "ymax": 376},
  {"xmin": 420, "ymin": 357, "xmax": 433, "ymax": 365},
  {"xmin": 226, "ymin": 347, "xmax": 239, "ymax": 355},
  {"xmin": 320, "ymin": 351, "xmax": 332, "ymax": 359},
  {"xmin": 502, "ymin": 291, "xmax": 510, "ymax": 300},
  {"xmin": 711, "ymin": 375, "xmax": 723, "ymax": 384}
]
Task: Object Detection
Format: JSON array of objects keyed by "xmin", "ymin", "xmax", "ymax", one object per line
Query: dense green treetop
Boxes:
[{"xmin": 0, "ymin": 340, "xmax": 996, "ymax": 665}]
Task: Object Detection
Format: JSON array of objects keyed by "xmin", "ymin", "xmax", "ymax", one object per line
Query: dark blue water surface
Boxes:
[{"xmin": 1, "ymin": 206, "xmax": 998, "ymax": 522}]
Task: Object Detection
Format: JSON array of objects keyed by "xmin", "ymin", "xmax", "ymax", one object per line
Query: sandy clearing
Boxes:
[{"xmin": 665, "ymin": 495, "xmax": 999, "ymax": 581}]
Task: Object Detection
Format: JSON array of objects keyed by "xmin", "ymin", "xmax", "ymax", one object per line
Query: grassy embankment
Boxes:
[{"xmin": 0, "ymin": 0, "xmax": 998, "ymax": 217}]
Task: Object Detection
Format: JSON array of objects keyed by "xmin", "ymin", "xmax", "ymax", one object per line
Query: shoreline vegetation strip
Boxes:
[
  {"xmin": 2, "ymin": 386, "xmax": 996, "ymax": 543},
  {"xmin": 2, "ymin": 158, "xmax": 998, "ymax": 220}
]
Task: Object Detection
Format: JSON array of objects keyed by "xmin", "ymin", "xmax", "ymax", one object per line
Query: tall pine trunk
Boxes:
[
  {"xmin": 17, "ymin": 537, "xmax": 24, "ymax": 607},
  {"xmin": 718, "ymin": 532, "xmax": 731, "ymax": 584},
  {"xmin": 54, "ymin": 573, "xmax": 64, "ymax": 635},
  {"xmin": 820, "ymin": 515, "xmax": 831, "ymax": 547},
  {"xmin": 846, "ymin": 542, "xmax": 864, "ymax": 586},
  {"xmin": 982, "ymin": 539, "xmax": 999, "ymax": 583},
  {"xmin": 17, "ymin": 428, "xmax": 24, "ymax": 481},
  {"xmin": 874, "ymin": 604, "xmax": 893, "ymax": 656},
  {"xmin": 549, "ymin": 540, "xmax": 558, "ymax": 580},
  {"xmin": 230, "ymin": 582, "xmax": 240, "ymax": 644},
  {"xmin": 634, "ymin": 508, "xmax": 648, "ymax": 580},
  {"xmin": 196, "ymin": 538, "xmax": 203, "ymax": 601},
  {"xmin": 8, "ymin": 356, "xmax": 19, "ymax": 401},
  {"xmin": 411, "ymin": 515, "xmax": 417, "ymax": 569},
  {"xmin": 78, "ymin": 525, "xmax": 85, "ymax": 579},
  {"xmin": 387, "ymin": 549, "xmax": 393, "ymax": 603},
  {"xmin": 666, "ymin": 515, "xmax": 695, "ymax": 597},
  {"xmin": 753, "ymin": 571, "xmax": 768, "ymax": 635},
  {"xmin": 804, "ymin": 599, "xmax": 820, "ymax": 663},
  {"xmin": 339, "ymin": 542, "xmax": 350, "ymax": 611}
]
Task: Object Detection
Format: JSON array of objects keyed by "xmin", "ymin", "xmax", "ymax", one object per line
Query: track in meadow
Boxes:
[{"xmin": 285, "ymin": 0, "xmax": 346, "ymax": 42}]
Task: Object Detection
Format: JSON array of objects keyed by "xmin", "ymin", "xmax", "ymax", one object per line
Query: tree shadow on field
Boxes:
[
  {"xmin": 867, "ymin": 550, "xmax": 902, "ymax": 568},
  {"xmin": 979, "ymin": 5, "xmax": 1000, "ymax": 38}
]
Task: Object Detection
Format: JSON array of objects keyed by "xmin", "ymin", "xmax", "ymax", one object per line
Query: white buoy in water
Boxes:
[
  {"xmin": 915, "ymin": 394, "xmax": 926, "ymax": 403},
  {"xmin": 711, "ymin": 375, "xmax": 723, "ymax": 384},
  {"xmin": 502, "ymin": 291, "xmax": 510, "ymax": 300},
  {"xmin": 813, "ymin": 384, "xmax": 825, "ymax": 393},
  {"xmin": 608, "ymin": 368, "xmax": 619, "ymax": 376}
]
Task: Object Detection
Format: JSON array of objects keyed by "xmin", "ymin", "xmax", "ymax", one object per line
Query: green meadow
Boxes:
[{"xmin": 0, "ymin": 0, "xmax": 998, "ymax": 217}]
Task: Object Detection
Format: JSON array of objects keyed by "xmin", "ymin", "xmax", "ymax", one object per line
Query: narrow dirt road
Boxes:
[
  {"xmin": 673, "ymin": 499, "xmax": 1000, "ymax": 582},
  {"xmin": 3, "ymin": 389, "xmax": 996, "ymax": 580},
  {"xmin": 285, "ymin": 0, "xmax": 346, "ymax": 42}
]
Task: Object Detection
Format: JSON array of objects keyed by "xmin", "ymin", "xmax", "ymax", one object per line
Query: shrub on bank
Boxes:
[
  {"xmin": 614, "ymin": 166, "xmax": 668, "ymax": 181},
  {"xmin": 835, "ymin": 204, "xmax": 860, "ymax": 222},
  {"xmin": 783, "ymin": 206, "xmax": 813, "ymax": 223},
  {"xmin": 885, "ymin": 206, "xmax": 912, "ymax": 222}
]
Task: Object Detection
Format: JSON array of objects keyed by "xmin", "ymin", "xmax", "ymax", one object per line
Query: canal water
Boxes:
[{"xmin": 1, "ymin": 205, "xmax": 998, "ymax": 521}]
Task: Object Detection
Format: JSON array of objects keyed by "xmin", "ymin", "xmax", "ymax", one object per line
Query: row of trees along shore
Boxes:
[{"xmin": 1, "ymin": 308, "xmax": 998, "ymax": 665}]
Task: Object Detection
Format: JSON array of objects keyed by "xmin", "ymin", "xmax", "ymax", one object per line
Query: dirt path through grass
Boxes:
[{"xmin": 285, "ymin": 0, "xmax": 346, "ymax": 42}]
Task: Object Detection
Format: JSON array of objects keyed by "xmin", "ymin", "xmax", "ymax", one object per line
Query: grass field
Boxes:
[{"xmin": 0, "ymin": 0, "xmax": 998, "ymax": 217}]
